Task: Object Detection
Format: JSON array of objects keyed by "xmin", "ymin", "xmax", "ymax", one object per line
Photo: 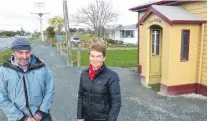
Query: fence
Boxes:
[{"xmin": 56, "ymin": 40, "xmax": 138, "ymax": 67}]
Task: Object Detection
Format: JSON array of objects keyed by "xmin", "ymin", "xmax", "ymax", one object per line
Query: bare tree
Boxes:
[{"xmin": 76, "ymin": 0, "xmax": 118, "ymax": 38}]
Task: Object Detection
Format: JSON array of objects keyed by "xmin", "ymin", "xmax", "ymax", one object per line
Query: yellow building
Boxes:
[{"xmin": 129, "ymin": 0, "xmax": 207, "ymax": 96}]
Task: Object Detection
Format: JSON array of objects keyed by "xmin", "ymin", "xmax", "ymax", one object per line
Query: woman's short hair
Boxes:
[{"xmin": 89, "ymin": 42, "xmax": 106, "ymax": 57}]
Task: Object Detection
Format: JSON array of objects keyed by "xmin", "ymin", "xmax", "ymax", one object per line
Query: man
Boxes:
[{"xmin": 0, "ymin": 38, "xmax": 55, "ymax": 121}]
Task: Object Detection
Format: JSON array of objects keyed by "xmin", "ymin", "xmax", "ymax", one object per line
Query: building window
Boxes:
[
  {"xmin": 152, "ymin": 30, "xmax": 160, "ymax": 55},
  {"xmin": 120, "ymin": 30, "xmax": 134, "ymax": 38},
  {"xmin": 180, "ymin": 30, "xmax": 190, "ymax": 61}
]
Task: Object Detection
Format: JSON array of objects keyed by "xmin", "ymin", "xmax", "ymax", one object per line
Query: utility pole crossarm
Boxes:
[
  {"xmin": 31, "ymin": 13, "xmax": 50, "ymax": 17},
  {"xmin": 31, "ymin": 3, "xmax": 50, "ymax": 42}
]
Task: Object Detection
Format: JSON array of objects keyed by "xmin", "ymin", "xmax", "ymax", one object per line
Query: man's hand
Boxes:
[
  {"xmin": 34, "ymin": 113, "xmax": 42, "ymax": 121},
  {"xmin": 78, "ymin": 119, "xmax": 84, "ymax": 121},
  {"xmin": 26, "ymin": 117, "xmax": 36, "ymax": 121}
]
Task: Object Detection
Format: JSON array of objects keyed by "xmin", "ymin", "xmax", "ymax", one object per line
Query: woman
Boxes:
[{"xmin": 77, "ymin": 42, "xmax": 122, "ymax": 121}]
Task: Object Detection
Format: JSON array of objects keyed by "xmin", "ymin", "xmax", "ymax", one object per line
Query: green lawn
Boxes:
[
  {"xmin": 0, "ymin": 49, "xmax": 11, "ymax": 65},
  {"xmin": 61, "ymin": 34, "xmax": 96, "ymax": 41},
  {"xmin": 0, "ymin": 35, "xmax": 8, "ymax": 38},
  {"xmin": 74, "ymin": 35, "xmax": 96, "ymax": 41},
  {"xmin": 72, "ymin": 49, "xmax": 138, "ymax": 67},
  {"xmin": 28, "ymin": 37, "xmax": 40, "ymax": 41}
]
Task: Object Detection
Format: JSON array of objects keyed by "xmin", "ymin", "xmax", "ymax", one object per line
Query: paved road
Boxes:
[
  {"xmin": 0, "ymin": 37, "xmax": 15, "ymax": 52},
  {"xmin": 0, "ymin": 40, "xmax": 207, "ymax": 121}
]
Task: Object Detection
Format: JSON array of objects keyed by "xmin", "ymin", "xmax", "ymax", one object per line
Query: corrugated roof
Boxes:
[{"xmin": 152, "ymin": 5, "xmax": 204, "ymax": 21}]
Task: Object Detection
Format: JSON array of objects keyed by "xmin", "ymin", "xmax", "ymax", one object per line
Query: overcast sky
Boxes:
[{"xmin": 0, "ymin": 0, "xmax": 156, "ymax": 32}]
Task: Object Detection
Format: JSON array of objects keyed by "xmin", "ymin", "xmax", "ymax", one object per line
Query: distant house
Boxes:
[{"xmin": 109, "ymin": 24, "xmax": 138, "ymax": 44}]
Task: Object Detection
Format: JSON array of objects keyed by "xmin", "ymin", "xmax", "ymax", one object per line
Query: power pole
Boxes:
[
  {"xmin": 63, "ymin": 0, "xmax": 73, "ymax": 66},
  {"xmin": 31, "ymin": 3, "xmax": 49, "ymax": 42}
]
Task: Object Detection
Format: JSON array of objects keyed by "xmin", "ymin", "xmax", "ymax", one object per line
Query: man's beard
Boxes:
[{"xmin": 17, "ymin": 57, "xmax": 31, "ymax": 67}]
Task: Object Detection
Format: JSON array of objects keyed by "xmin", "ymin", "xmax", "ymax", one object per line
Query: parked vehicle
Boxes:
[{"xmin": 70, "ymin": 37, "xmax": 81, "ymax": 44}]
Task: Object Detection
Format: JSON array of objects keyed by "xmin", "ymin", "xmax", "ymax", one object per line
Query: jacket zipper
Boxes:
[
  {"xmin": 23, "ymin": 75, "xmax": 34, "ymax": 117},
  {"xmin": 89, "ymin": 69, "xmax": 105, "ymax": 119},
  {"xmin": 90, "ymin": 79, "xmax": 95, "ymax": 118}
]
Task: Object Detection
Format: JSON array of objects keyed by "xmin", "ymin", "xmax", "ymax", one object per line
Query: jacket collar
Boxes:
[
  {"xmin": 2, "ymin": 54, "xmax": 45, "ymax": 73},
  {"xmin": 85, "ymin": 63, "xmax": 107, "ymax": 80}
]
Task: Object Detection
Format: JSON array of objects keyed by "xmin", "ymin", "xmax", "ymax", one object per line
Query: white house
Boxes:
[{"xmin": 109, "ymin": 24, "xmax": 138, "ymax": 44}]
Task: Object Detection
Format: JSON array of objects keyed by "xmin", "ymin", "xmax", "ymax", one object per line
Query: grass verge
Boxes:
[{"xmin": 0, "ymin": 49, "xmax": 11, "ymax": 65}]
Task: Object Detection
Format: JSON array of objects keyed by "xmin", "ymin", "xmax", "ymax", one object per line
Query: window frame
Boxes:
[
  {"xmin": 151, "ymin": 29, "xmax": 160, "ymax": 56},
  {"xmin": 180, "ymin": 29, "xmax": 190, "ymax": 61}
]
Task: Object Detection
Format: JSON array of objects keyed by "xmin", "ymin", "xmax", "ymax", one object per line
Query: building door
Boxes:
[{"xmin": 149, "ymin": 28, "xmax": 162, "ymax": 84}]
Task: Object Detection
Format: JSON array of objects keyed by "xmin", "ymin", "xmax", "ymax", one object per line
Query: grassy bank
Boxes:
[
  {"xmin": 28, "ymin": 37, "xmax": 40, "ymax": 41},
  {"xmin": 0, "ymin": 49, "xmax": 11, "ymax": 65},
  {"xmin": 0, "ymin": 35, "xmax": 8, "ymax": 38}
]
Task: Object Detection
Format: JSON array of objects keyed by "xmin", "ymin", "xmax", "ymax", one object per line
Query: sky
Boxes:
[{"xmin": 0, "ymin": 0, "xmax": 156, "ymax": 32}]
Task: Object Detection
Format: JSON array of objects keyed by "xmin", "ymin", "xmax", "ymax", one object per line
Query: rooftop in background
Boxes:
[
  {"xmin": 121, "ymin": 24, "xmax": 137, "ymax": 30},
  {"xmin": 113, "ymin": 24, "xmax": 137, "ymax": 31}
]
